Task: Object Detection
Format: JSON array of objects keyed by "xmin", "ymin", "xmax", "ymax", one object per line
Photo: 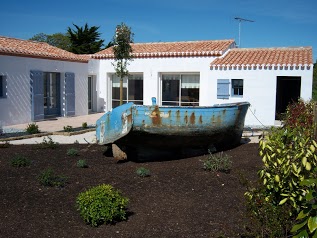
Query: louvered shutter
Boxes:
[
  {"xmin": 65, "ymin": 72, "xmax": 75, "ymax": 116},
  {"xmin": 217, "ymin": 79, "xmax": 230, "ymax": 99},
  {"xmin": 30, "ymin": 70, "xmax": 44, "ymax": 121}
]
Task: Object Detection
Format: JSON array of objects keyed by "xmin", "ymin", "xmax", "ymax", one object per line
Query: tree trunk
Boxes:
[{"xmin": 120, "ymin": 78, "xmax": 123, "ymax": 105}]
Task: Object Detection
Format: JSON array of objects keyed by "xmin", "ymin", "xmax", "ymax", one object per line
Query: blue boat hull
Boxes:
[{"xmin": 96, "ymin": 102, "xmax": 250, "ymax": 157}]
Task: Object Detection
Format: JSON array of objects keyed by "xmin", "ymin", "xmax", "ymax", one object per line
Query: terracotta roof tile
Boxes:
[
  {"xmin": 92, "ymin": 39, "xmax": 235, "ymax": 59},
  {"xmin": 0, "ymin": 36, "xmax": 89, "ymax": 63},
  {"xmin": 211, "ymin": 47, "xmax": 313, "ymax": 67}
]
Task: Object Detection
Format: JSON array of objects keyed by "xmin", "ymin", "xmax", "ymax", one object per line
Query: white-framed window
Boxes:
[
  {"xmin": 161, "ymin": 73, "xmax": 200, "ymax": 106},
  {"xmin": 0, "ymin": 75, "xmax": 7, "ymax": 98},
  {"xmin": 231, "ymin": 79, "xmax": 243, "ymax": 96},
  {"xmin": 111, "ymin": 74, "xmax": 143, "ymax": 108}
]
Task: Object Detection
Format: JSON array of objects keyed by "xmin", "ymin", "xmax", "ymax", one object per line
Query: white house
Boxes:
[
  {"xmin": 90, "ymin": 40, "xmax": 313, "ymax": 127},
  {"xmin": 0, "ymin": 36, "xmax": 313, "ymax": 127},
  {"xmin": 0, "ymin": 36, "xmax": 89, "ymax": 126}
]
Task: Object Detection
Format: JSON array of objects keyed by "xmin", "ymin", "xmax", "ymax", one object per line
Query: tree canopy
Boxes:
[
  {"xmin": 67, "ymin": 23, "xmax": 104, "ymax": 54},
  {"xmin": 29, "ymin": 33, "xmax": 71, "ymax": 51}
]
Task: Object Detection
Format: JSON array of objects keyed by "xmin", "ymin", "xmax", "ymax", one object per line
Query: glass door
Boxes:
[
  {"xmin": 88, "ymin": 76, "xmax": 93, "ymax": 112},
  {"xmin": 43, "ymin": 72, "xmax": 60, "ymax": 117}
]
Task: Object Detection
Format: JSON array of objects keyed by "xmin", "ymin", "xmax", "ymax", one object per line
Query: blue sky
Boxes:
[{"xmin": 1, "ymin": 0, "xmax": 316, "ymax": 62}]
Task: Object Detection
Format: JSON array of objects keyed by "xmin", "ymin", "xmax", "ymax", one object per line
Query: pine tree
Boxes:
[{"xmin": 67, "ymin": 23, "xmax": 104, "ymax": 54}]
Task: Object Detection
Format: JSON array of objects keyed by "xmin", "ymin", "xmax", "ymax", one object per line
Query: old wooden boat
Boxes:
[{"xmin": 96, "ymin": 101, "xmax": 250, "ymax": 159}]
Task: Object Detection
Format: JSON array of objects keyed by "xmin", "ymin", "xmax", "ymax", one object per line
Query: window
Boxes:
[
  {"xmin": 232, "ymin": 79, "xmax": 243, "ymax": 96},
  {"xmin": 112, "ymin": 74, "xmax": 143, "ymax": 108},
  {"xmin": 0, "ymin": 75, "xmax": 7, "ymax": 98},
  {"xmin": 162, "ymin": 74, "xmax": 199, "ymax": 106}
]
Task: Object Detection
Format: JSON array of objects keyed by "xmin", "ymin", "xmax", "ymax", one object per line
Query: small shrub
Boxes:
[
  {"xmin": 10, "ymin": 155, "xmax": 31, "ymax": 167},
  {"xmin": 203, "ymin": 151, "xmax": 232, "ymax": 173},
  {"xmin": 35, "ymin": 136, "xmax": 59, "ymax": 149},
  {"xmin": 76, "ymin": 184, "xmax": 129, "ymax": 227},
  {"xmin": 77, "ymin": 159, "xmax": 88, "ymax": 168},
  {"xmin": 38, "ymin": 168, "xmax": 67, "ymax": 187},
  {"xmin": 26, "ymin": 123, "xmax": 40, "ymax": 134},
  {"xmin": 284, "ymin": 99, "xmax": 314, "ymax": 132},
  {"xmin": 67, "ymin": 148, "xmax": 79, "ymax": 156},
  {"xmin": 0, "ymin": 141, "xmax": 10, "ymax": 148},
  {"xmin": 136, "ymin": 167, "xmax": 151, "ymax": 177},
  {"xmin": 82, "ymin": 122, "xmax": 88, "ymax": 129},
  {"xmin": 63, "ymin": 125, "xmax": 73, "ymax": 132}
]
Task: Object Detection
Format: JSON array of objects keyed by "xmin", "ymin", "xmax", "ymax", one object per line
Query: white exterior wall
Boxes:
[
  {"xmin": 0, "ymin": 55, "xmax": 88, "ymax": 126},
  {"xmin": 88, "ymin": 58, "xmax": 314, "ymax": 127},
  {"xmin": 210, "ymin": 67, "xmax": 313, "ymax": 126},
  {"xmin": 92, "ymin": 56, "xmax": 217, "ymax": 112}
]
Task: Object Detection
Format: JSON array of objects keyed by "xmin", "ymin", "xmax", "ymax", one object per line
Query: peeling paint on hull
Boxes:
[{"xmin": 96, "ymin": 102, "xmax": 250, "ymax": 153}]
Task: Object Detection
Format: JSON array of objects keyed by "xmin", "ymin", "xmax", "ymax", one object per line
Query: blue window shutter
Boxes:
[
  {"xmin": 65, "ymin": 72, "xmax": 75, "ymax": 116},
  {"xmin": 217, "ymin": 79, "xmax": 230, "ymax": 99},
  {"xmin": 30, "ymin": 70, "xmax": 44, "ymax": 121}
]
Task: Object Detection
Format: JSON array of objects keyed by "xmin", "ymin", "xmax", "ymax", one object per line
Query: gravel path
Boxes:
[{"xmin": 3, "ymin": 131, "xmax": 97, "ymax": 145}]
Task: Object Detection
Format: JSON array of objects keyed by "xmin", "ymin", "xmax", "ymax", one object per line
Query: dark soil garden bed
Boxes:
[{"xmin": 0, "ymin": 143, "xmax": 262, "ymax": 237}]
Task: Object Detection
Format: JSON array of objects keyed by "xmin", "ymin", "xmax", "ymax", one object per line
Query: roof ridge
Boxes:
[
  {"xmin": 233, "ymin": 46, "xmax": 312, "ymax": 51},
  {"xmin": 131, "ymin": 39, "xmax": 235, "ymax": 45}
]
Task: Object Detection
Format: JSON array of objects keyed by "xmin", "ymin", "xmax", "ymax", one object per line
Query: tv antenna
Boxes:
[{"xmin": 234, "ymin": 17, "xmax": 255, "ymax": 47}]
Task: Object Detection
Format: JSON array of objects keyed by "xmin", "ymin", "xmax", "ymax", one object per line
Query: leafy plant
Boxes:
[
  {"xmin": 136, "ymin": 167, "xmax": 151, "ymax": 177},
  {"xmin": 77, "ymin": 159, "xmax": 88, "ymax": 168},
  {"xmin": 245, "ymin": 100, "xmax": 317, "ymax": 237},
  {"xmin": 26, "ymin": 123, "xmax": 40, "ymax": 134},
  {"xmin": 63, "ymin": 125, "xmax": 73, "ymax": 132},
  {"xmin": 35, "ymin": 136, "xmax": 59, "ymax": 149},
  {"xmin": 258, "ymin": 127, "xmax": 317, "ymax": 209},
  {"xmin": 10, "ymin": 155, "xmax": 31, "ymax": 167},
  {"xmin": 76, "ymin": 184, "xmax": 129, "ymax": 227},
  {"xmin": 67, "ymin": 148, "xmax": 79, "ymax": 156},
  {"xmin": 203, "ymin": 151, "xmax": 232, "ymax": 173},
  {"xmin": 38, "ymin": 168, "xmax": 68, "ymax": 187},
  {"xmin": 291, "ymin": 179, "xmax": 317, "ymax": 238},
  {"xmin": 82, "ymin": 122, "xmax": 88, "ymax": 129}
]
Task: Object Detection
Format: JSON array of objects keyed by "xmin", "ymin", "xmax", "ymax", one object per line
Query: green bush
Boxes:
[
  {"xmin": 82, "ymin": 122, "xmax": 88, "ymax": 129},
  {"xmin": 63, "ymin": 125, "xmax": 73, "ymax": 132},
  {"xmin": 258, "ymin": 127, "xmax": 317, "ymax": 209},
  {"xmin": 77, "ymin": 159, "xmax": 88, "ymax": 168},
  {"xmin": 35, "ymin": 136, "xmax": 59, "ymax": 149},
  {"xmin": 203, "ymin": 151, "xmax": 232, "ymax": 173},
  {"xmin": 291, "ymin": 179, "xmax": 317, "ymax": 237},
  {"xmin": 245, "ymin": 100, "xmax": 317, "ymax": 237},
  {"xmin": 26, "ymin": 123, "xmax": 40, "ymax": 134},
  {"xmin": 10, "ymin": 155, "xmax": 31, "ymax": 167},
  {"xmin": 136, "ymin": 167, "xmax": 151, "ymax": 177},
  {"xmin": 67, "ymin": 148, "xmax": 79, "ymax": 156},
  {"xmin": 76, "ymin": 184, "xmax": 129, "ymax": 227},
  {"xmin": 38, "ymin": 168, "xmax": 67, "ymax": 187}
]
